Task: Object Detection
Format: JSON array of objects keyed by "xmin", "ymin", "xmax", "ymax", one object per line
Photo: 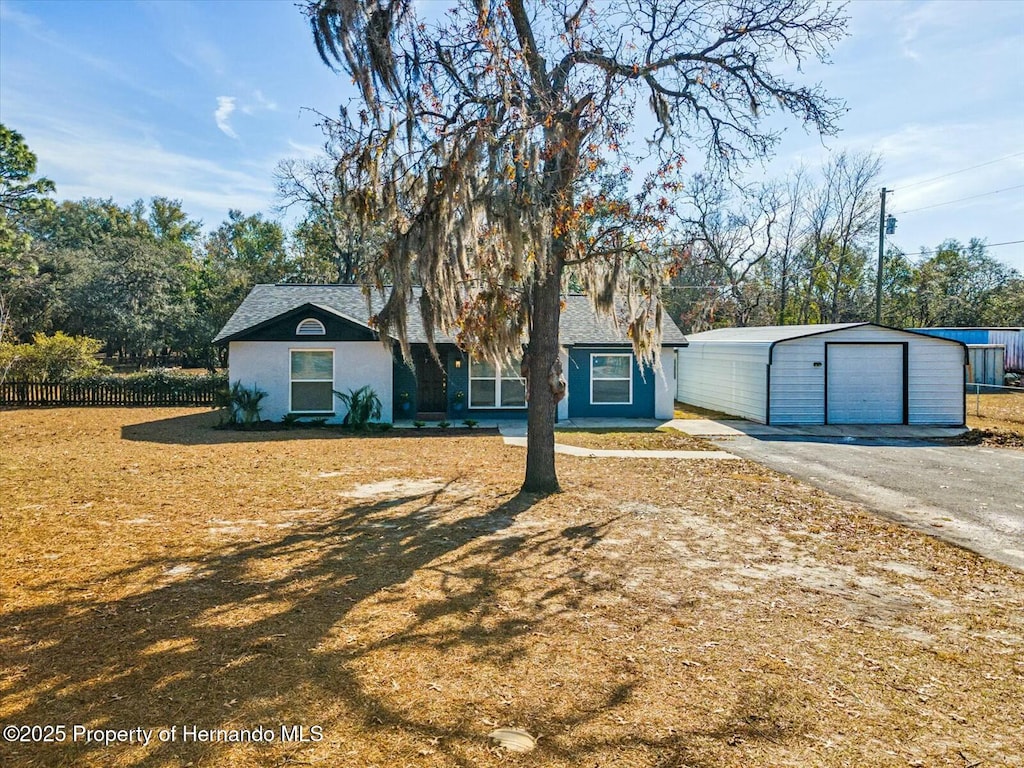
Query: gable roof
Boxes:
[{"xmin": 213, "ymin": 284, "xmax": 687, "ymax": 346}]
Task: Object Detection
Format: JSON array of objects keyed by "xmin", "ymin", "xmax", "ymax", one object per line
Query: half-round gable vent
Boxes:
[{"xmin": 296, "ymin": 318, "xmax": 326, "ymax": 336}]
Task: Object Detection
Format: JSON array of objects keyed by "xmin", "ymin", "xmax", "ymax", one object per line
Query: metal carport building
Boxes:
[{"xmin": 676, "ymin": 323, "xmax": 967, "ymax": 426}]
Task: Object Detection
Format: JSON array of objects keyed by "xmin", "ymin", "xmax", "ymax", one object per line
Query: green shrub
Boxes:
[
  {"xmin": 109, "ymin": 368, "xmax": 226, "ymax": 391},
  {"xmin": 281, "ymin": 413, "xmax": 302, "ymax": 428},
  {"xmin": 0, "ymin": 332, "xmax": 107, "ymax": 382},
  {"xmin": 333, "ymin": 385, "xmax": 382, "ymax": 430},
  {"xmin": 413, "ymin": 420, "xmax": 425, "ymax": 429},
  {"xmin": 220, "ymin": 381, "xmax": 268, "ymax": 427},
  {"xmin": 463, "ymin": 419, "xmax": 478, "ymax": 428},
  {"xmin": 438, "ymin": 420, "xmax": 450, "ymax": 429}
]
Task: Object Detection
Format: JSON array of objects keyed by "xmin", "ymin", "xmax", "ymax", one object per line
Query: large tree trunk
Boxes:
[{"xmin": 522, "ymin": 257, "xmax": 563, "ymax": 494}]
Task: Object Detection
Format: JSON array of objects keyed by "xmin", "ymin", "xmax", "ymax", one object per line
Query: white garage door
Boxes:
[{"xmin": 826, "ymin": 343, "xmax": 904, "ymax": 424}]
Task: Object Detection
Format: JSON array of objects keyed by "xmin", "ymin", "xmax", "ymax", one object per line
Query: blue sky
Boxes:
[{"xmin": 1, "ymin": 0, "xmax": 1022, "ymax": 271}]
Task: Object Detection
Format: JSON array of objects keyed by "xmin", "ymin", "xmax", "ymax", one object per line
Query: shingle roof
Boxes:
[
  {"xmin": 559, "ymin": 294, "xmax": 688, "ymax": 345},
  {"xmin": 213, "ymin": 284, "xmax": 687, "ymax": 346}
]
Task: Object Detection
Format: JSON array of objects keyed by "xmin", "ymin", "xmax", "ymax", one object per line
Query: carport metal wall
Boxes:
[
  {"xmin": 765, "ymin": 327, "xmax": 965, "ymax": 426},
  {"xmin": 677, "ymin": 323, "xmax": 967, "ymax": 426}
]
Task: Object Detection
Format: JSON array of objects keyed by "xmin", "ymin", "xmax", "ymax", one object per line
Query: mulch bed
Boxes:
[
  {"xmin": 218, "ymin": 421, "xmax": 500, "ymax": 438},
  {"xmin": 950, "ymin": 426, "xmax": 1024, "ymax": 450}
]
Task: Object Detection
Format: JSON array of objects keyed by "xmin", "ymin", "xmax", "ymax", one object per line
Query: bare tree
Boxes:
[
  {"xmin": 769, "ymin": 167, "xmax": 808, "ymax": 324},
  {"xmin": 276, "ymin": 154, "xmax": 382, "ymax": 284},
  {"xmin": 306, "ymin": 0, "xmax": 847, "ymax": 492},
  {"xmin": 821, "ymin": 151, "xmax": 881, "ymax": 321},
  {"xmin": 677, "ymin": 174, "xmax": 780, "ymax": 327},
  {"xmin": 792, "ymin": 151, "xmax": 880, "ymax": 322}
]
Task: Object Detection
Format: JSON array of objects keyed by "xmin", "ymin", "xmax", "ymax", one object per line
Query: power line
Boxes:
[
  {"xmin": 892, "ymin": 152, "xmax": 1024, "ymax": 192},
  {"xmin": 892, "ymin": 184, "xmax": 1024, "ymax": 215},
  {"xmin": 898, "ymin": 239, "xmax": 1024, "ymax": 257},
  {"xmin": 666, "ymin": 239, "xmax": 1024, "ymax": 290}
]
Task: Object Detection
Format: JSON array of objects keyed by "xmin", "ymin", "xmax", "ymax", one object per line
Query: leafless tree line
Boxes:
[{"xmin": 666, "ymin": 151, "xmax": 884, "ymax": 330}]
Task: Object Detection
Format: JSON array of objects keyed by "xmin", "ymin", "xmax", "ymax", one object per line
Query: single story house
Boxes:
[
  {"xmin": 676, "ymin": 323, "xmax": 967, "ymax": 426},
  {"xmin": 213, "ymin": 284, "xmax": 686, "ymax": 424}
]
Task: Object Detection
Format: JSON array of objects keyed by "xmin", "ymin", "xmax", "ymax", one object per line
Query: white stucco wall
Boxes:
[
  {"xmin": 654, "ymin": 346, "xmax": 677, "ymax": 420},
  {"xmin": 557, "ymin": 348, "xmax": 569, "ymax": 421},
  {"xmin": 228, "ymin": 340, "xmax": 394, "ymax": 424}
]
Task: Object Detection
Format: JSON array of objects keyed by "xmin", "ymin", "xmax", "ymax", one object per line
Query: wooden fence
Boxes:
[{"xmin": 0, "ymin": 379, "xmax": 222, "ymax": 407}]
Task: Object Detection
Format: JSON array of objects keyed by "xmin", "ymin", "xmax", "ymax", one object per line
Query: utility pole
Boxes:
[{"xmin": 874, "ymin": 187, "xmax": 888, "ymax": 324}]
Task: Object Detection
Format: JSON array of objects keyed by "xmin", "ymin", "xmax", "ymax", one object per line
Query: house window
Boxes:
[
  {"xmin": 296, "ymin": 318, "xmax": 326, "ymax": 336},
  {"xmin": 591, "ymin": 353, "xmax": 632, "ymax": 405},
  {"xmin": 290, "ymin": 350, "xmax": 334, "ymax": 412},
  {"xmin": 469, "ymin": 358, "xmax": 526, "ymax": 408}
]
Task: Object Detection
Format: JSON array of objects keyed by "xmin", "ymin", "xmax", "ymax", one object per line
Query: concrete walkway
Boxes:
[
  {"xmin": 668, "ymin": 418, "xmax": 968, "ymax": 439},
  {"xmin": 392, "ymin": 416, "xmax": 739, "ymax": 459}
]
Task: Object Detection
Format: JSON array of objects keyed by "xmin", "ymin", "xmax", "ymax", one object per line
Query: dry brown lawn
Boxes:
[
  {"xmin": 554, "ymin": 428, "xmax": 718, "ymax": 452},
  {"xmin": 2, "ymin": 407, "xmax": 1022, "ymax": 768},
  {"xmin": 672, "ymin": 402, "xmax": 738, "ymax": 421},
  {"xmin": 964, "ymin": 391, "xmax": 1024, "ymax": 449}
]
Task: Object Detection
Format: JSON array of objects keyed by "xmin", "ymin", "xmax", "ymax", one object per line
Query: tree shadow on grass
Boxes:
[
  {"xmin": 2, "ymin": 477, "xmax": 804, "ymax": 767},
  {"xmin": 2, "ymin": 481, "xmax": 532, "ymax": 766}
]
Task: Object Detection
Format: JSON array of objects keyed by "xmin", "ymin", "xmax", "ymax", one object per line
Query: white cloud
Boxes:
[
  {"xmin": 1, "ymin": 1, "xmax": 183, "ymax": 106},
  {"xmin": 285, "ymin": 139, "xmax": 323, "ymax": 160},
  {"xmin": 214, "ymin": 96, "xmax": 238, "ymax": 139},
  {"xmin": 240, "ymin": 89, "xmax": 280, "ymax": 116},
  {"xmin": 0, "ymin": 2, "xmax": 43, "ymax": 32},
  {"xmin": 253, "ymin": 90, "xmax": 278, "ymax": 111},
  {"xmin": 25, "ymin": 120, "xmax": 274, "ymax": 228}
]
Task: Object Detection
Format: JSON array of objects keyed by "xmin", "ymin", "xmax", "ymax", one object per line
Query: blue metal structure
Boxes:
[{"xmin": 911, "ymin": 328, "xmax": 1023, "ymax": 373}]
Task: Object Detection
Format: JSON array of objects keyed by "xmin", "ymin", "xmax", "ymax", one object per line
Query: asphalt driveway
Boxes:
[{"xmin": 670, "ymin": 420, "xmax": 1024, "ymax": 571}]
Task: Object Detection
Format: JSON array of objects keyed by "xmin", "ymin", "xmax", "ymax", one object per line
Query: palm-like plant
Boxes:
[
  {"xmin": 218, "ymin": 381, "xmax": 268, "ymax": 427},
  {"xmin": 333, "ymin": 385, "xmax": 382, "ymax": 430}
]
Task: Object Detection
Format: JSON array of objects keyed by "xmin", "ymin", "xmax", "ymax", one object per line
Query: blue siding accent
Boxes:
[
  {"xmin": 392, "ymin": 357, "xmax": 418, "ymax": 420},
  {"xmin": 448, "ymin": 349, "xmax": 529, "ymax": 419},
  {"xmin": 446, "ymin": 350, "xmax": 470, "ymax": 419},
  {"xmin": 913, "ymin": 328, "xmax": 1024, "ymax": 371},
  {"xmin": 913, "ymin": 328, "xmax": 989, "ymax": 345},
  {"xmin": 566, "ymin": 347, "xmax": 655, "ymax": 418},
  {"xmin": 466, "ymin": 407, "xmax": 530, "ymax": 419}
]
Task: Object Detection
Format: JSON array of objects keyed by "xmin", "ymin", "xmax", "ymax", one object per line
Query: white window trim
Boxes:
[
  {"xmin": 296, "ymin": 318, "xmax": 327, "ymax": 336},
  {"xmin": 289, "ymin": 348, "xmax": 335, "ymax": 413},
  {"xmin": 468, "ymin": 357, "xmax": 527, "ymax": 409},
  {"xmin": 590, "ymin": 352, "xmax": 633, "ymax": 405}
]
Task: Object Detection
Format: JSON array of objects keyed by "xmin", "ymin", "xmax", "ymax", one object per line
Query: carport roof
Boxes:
[
  {"xmin": 683, "ymin": 323, "xmax": 868, "ymax": 343},
  {"xmin": 684, "ymin": 323, "xmax": 972, "ymax": 346}
]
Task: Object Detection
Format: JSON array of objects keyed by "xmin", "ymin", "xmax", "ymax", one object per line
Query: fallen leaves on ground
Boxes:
[
  {"xmin": 553, "ymin": 428, "xmax": 718, "ymax": 451},
  {"xmin": 1, "ymin": 407, "xmax": 1022, "ymax": 768}
]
